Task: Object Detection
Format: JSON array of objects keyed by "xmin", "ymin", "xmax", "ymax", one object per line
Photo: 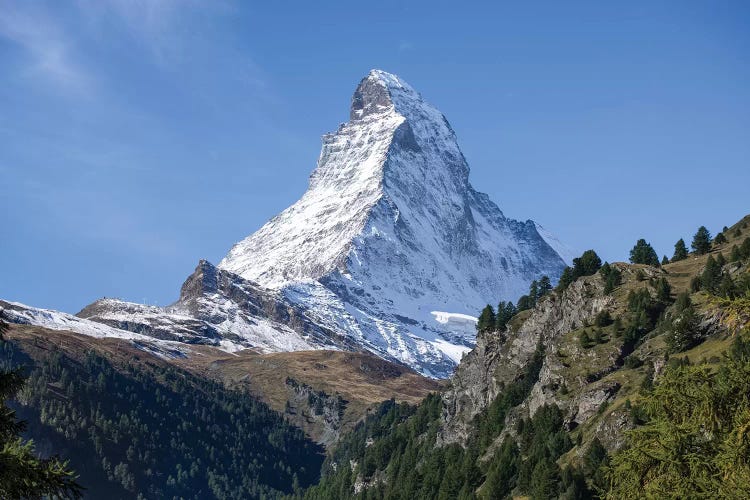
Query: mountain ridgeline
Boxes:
[{"xmin": 0, "ymin": 69, "xmax": 568, "ymax": 379}]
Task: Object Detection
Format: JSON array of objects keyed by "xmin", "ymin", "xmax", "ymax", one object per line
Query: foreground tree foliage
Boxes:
[
  {"xmin": 628, "ymin": 239, "xmax": 659, "ymax": 266},
  {"xmin": 0, "ymin": 321, "xmax": 82, "ymax": 500},
  {"xmin": 558, "ymin": 250, "xmax": 602, "ymax": 291},
  {"xmin": 672, "ymin": 238, "xmax": 688, "ymax": 262},
  {"xmin": 691, "ymin": 226, "xmax": 712, "ymax": 255},
  {"xmin": 606, "ymin": 336, "xmax": 750, "ymax": 498}
]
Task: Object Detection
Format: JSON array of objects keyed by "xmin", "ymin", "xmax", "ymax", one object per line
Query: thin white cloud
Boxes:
[{"xmin": 0, "ymin": 2, "xmax": 90, "ymax": 91}]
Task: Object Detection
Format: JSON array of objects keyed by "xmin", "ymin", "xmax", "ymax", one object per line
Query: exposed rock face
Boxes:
[
  {"xmin": 439, "ymin": 267, "xmax": 622, "ymax": 444},
  {"xmin": 284, "ymin": 377, "xmax": 347, "ymax": 447}
]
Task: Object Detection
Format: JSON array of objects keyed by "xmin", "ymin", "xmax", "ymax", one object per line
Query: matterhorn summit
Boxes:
[
  {"xmin": 218, "ymin": 69, "xmax": 567, "ymax": 376},
  {"xmin": 2, "ymin": 70, "xmax": 568, "ymax": 378}
]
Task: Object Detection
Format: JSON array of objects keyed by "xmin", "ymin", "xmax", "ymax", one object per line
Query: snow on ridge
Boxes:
[
  {"xmin": 431, "ymin": 311, "xmax": 478, "ymax": 325},
  {"xmin": 216, "ymin": 70, "xmax": 569, "ymax": 377},
  {"xmin": 6, "ymin": 71, "xmax": 570, "ymax": 379},
  {"xmin": 0, "ymin": 300, "xmax": 192, "ymax": 360}
]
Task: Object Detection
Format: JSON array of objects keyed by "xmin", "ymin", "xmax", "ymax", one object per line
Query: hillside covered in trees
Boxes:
[
  {"xmin": 295, "ymin": 214, "xmax": 750, "ymax": 499},
  {"xmin": 1, "ymin": 327, "xmax": 325, "ymax": 499}
]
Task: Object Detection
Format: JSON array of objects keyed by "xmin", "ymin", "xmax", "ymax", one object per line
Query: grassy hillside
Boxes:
[{"xmin": 173, "ymin": 348, "xmax": 442, "ymax": 446}]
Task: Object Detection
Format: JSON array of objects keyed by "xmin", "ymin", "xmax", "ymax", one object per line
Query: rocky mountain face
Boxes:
[
  {"xmin": 1, "ymin": 70, "xmax": 567, "ymax": 378},
  {"xmin": 439, "ymin": 219, "xmax": 750, "ymax": 454},
  {"xmin": 76, "ymin": 260, "xmax": 349, "ymax": 353},
  {"xmin": 439, "ymin": 266, "xmax": 623, "ymax": 446}
]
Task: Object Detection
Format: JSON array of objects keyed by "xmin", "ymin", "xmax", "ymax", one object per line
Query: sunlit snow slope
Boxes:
[{"xmin": 219, "ymin": 70, "xmax": 567, "ymax": 377}]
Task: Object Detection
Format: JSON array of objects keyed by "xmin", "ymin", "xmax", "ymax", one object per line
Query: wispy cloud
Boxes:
[{"xmin": 0, "ymin": 2, "xmax": 90, "ymax": 91}]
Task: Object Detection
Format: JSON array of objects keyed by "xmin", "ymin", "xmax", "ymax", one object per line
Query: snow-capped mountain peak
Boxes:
[
  {"xmin": 3, "ymin": 70, "xmax": 569, "ymax": 378},
  {"xmin": 217, "ymin": 70, "xmax": 568, "ymax": 376}
]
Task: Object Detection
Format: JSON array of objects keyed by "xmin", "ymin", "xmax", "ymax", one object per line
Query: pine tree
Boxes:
[
  {"xmin": 691, "ymin": 226, "xmax": 712, "ymax": 255},
  {"xmin": 741, "ymin": 238, "xmax": 750, "ymax": 259},
  {"xmin": 656, "ymin": 277, "xmax": 672, "ymax": 302},
  {"xmin": 480, "ymin": 437, "xmax": 518, "ymax": 499},
  {"xmin": 557, "ymin": 267, "xmax": 574, "ymax": 292},
  {"xmin": 528, "ymin": 281, "xmax": 539, "ymax": 307},
  {"xmin": 730, "ymin": 245, "xmax": 742, "ymax": 262},
  {"xmin": 716, "ymin": 252, "xmax": 726, "ymax": 267},
  {"xmin": 537, "ymin": 276, "xmax": 552, "ymax": 299},
  {"xmin": 495, "ymin": 302, "xmax": 517, "ymax": 332},
  {"xmin": 719, "ymin": 274, "xmax": 737, "ymax": 299},
  {"xmin": 572, "ymin": 250, "xmax": 602, "ymax": 277},
  {"xmin": 714, "ymin": 232, "xmax": 727, "ymax": 246},
  {"xmin": 701, "ymin": 255, "xmax": 722, "ymax": 294},
  {"xmin": 0, "ymin": 321, "xmax": 83, "ymax": 499},
  {"xmin": 629, "ymin": 239, "xmax": 660, "ymax": 266},
  {"xmin": 477, "ymin": 305, "xmax": 496, "ymax": 333},
  {"xmin": 516, "ymin": 295, "xmax": 533, "ymax": 312},
  {"xmin": 672, "ymin": 238, "xmax": 689, "ymax": 262},
  {"xmin": 661, "ymin": 255, "xmax": 669, "ymax": 266},
  {"xmin": 529, "ymin": 458, "xmax": 560, "ymax": 499}
]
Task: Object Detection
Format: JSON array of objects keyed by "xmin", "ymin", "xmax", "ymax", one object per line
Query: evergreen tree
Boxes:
[
  {"xmin": 665, "ymin": 300, "xmax": 699, "ymax": 353},
  {"xmin": 655, "ymin": 277, "xmax": 672, "ymax": 302},
  {"xmin": 516, "ymin": 295, "xmax": 533, "ymax": 312},
  {"xmin": 477, "ymin": 305, "xmax": 496, "ymax": 333},
  {"xmin": 741, "ymin": 237, "xmax": 750, "ymax": 258},
  {"xmin": 595, "ymin": 310, "xmax": 612, "ymax": 327},
  {"xmin": 629, "ymin": 239, "xmax": 660, "ymax": 266},
  {"xmin": 579, "ymin": 331, "xmax": 592, "ymax": 349},
  {"xmin": 557, "ymin": 267, "xmax": 574, "ymax": 292},
  {"xmin": 716, "ymin": 252, "xmax": 726, "ymax": 267},
  {"xmin": 529, "ymin": 458, "xmax": 559, "ymax": 500},
  {"xmin": 661, "ymin": 255, "xmax": 669, "ymax": 266},
  {"xmin": 719, "ymin": 274, "xmax": 737, "ymax": 299},
  {"xmin": 0, "ymin": 321, "xmax": 83, "ymax": 499},
  {"xmin": 730, "ymin": 245, "xmax": 742, "ymax": 262},
  {"xmin": 495, "ymin": 302, "xmax": 517, "ymax": 332},
  {"xmin": 701, "ymin": 255, "xmax": 722, "ymax": 294},
  {"xmin": 672, "ymin": 238, "xmax": 689, "ymax": 262},
  {"xmin": 572, "ymin": 250, "xmax": 602, "ymax": 278},
  {"xmin": 600, "ymin": 262, "xmax": 622, "ymax": 294},
  {"xmin": 537, "ymin": 276, "xmax": 552, "ymax": 299},
  {"xmin": 713, "ymin": 232, "xmax": 727, "ymax": 246},
  {"xmin": 528, "ymin": 281, "xmax": 539, "ymax": 307},
  {"xmin": 584, "ymin": 438, "xmax": 609, "ymax": 493},
  {"xmin": 592, "ymin": 328, "xmax": 605, "ymax": 344},
  {"xmin": 480, "ymin": 437, "xmax": 518, "ymax": 499},
  {"xmin": 691, "ymin": 226, "xmax": 712, "ymax": 255}
]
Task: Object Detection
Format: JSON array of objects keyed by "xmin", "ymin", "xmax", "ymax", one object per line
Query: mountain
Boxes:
[
  {"xmin": 218, "ymin": 69, "xmax": 567, "ymax": 376},
  {"xmin": 0, "ymin": 70, "xmax": 567, "ymax": 378},
  {"xmin": 297, "ymin": 215, "xmax": 750, "ymax": 498}
]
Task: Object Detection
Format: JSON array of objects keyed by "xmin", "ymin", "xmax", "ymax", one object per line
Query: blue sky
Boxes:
[{"xmin": 2, "ymin": 0, "xmax": 749, "ymax": 313}]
